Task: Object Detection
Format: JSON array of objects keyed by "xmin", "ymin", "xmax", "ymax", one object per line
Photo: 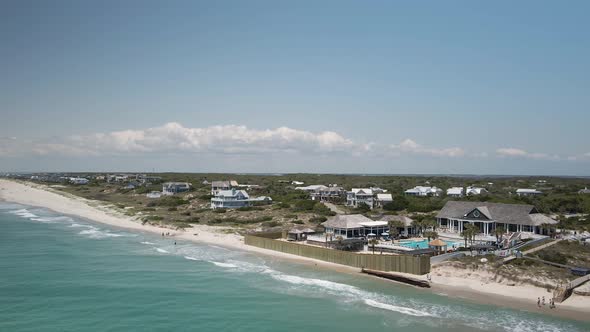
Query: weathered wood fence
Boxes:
[{"xmin": 244, "ymin": 234, "xmax": 430, "ymax": 275}]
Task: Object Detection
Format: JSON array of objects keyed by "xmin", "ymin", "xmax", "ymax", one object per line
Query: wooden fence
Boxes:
[{"xmin": 244, "ymin": 234, "xmax": 430, "ymax": 275}]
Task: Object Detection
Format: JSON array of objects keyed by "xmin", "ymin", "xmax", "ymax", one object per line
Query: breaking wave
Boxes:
[
  {"xmin": 211, "ymin": 261, "xmax": 238, "ymax": 268},
  {"xmin": 364, "ymin": 299, "xmax": 433, "ymax": 317},
  {"xmin": 155, "ymin": 248, "xmax": 169, "ymax": 254}
]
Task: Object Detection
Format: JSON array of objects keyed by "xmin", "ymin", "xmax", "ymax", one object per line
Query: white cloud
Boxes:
[
  {"xmin": 390, "ymin": 139, "xmax": 465, "ymax": 157},
  {"xmin": 496, "ymin": 147, "xmax": 560, "ymax": 160},
  {"xmin": 22, "ymin": 123, "xmax": 363, "ymax": 157}
]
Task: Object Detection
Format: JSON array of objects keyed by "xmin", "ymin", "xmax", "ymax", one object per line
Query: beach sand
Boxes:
[{"xmin": 1, "ymin": 179, "xmax": 589, "ymax": 321}]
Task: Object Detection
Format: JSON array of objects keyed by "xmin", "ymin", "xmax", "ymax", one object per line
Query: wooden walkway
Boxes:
[
  {"xmin": 554, "ymin": 274, "xmax": 590, "ymax": 303},
  {"xmin": 522, "ymin": 239, "xmax": 561, "ymax": 254}
]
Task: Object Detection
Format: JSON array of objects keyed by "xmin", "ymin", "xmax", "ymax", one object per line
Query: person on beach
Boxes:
[
  {"xmin": 542, "ymin": 296, "xmax": 545, "ymax": 306},
  {"xmin": 537, "ymin": 297, "xmax": 541, "ymax": 307},
  {"xmin": 162, "ymin": 232, "xmax": 164, "ymax": 237}
]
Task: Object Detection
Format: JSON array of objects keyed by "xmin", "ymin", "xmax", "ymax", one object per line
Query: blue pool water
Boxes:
[{"xmin": 399, "ymin": 239, "xmax": 461, "ymax": 249}]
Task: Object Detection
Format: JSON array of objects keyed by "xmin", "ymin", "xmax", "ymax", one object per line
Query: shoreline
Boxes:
[{"xmin": 1, "ymin": 179, "xmax": 589, "ymax": 322}]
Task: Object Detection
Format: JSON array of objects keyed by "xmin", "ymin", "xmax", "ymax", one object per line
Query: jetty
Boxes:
[{"xmin": 361, "ymin": 268, "xmax": 431, "ymax": 288}]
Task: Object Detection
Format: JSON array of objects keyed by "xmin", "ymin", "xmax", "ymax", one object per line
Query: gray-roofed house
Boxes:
[
  {"xmin": 578, "ymin": 187, "xmax": 590, "ymax": 194},
  {"xmin": 516, "ymin": 188, "xmax": 543, "ymax": 197},
  {"xmin": 211, "ymin": 181, "xmax": 232, "ymax": 195},
  {"xmin": 310, "ymin": 186, "xmax": 346, "ymax": 202},
  {"xmin": 436, "ymin": 201, "xmax": 557, "ymax": 236}
]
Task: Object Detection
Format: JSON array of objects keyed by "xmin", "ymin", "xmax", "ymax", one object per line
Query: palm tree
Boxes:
[
  {"xmin": 461, "ymin": 229, "xmax": 470, "ymax": 247},
  {"xmin": 411, "ymin": 219, "xmax": 424, "ymax": 237},
  {"xmin": 388, "ymin": 220, "xmax": 404, "ymax": 242},
  {"xmin": 494, "ymin": 226, "xmax": 505, "ymax": 244},
  {"xmin": 368, "ymin": 238, "xmax": 379, "ymax": 254},
  {"xmin": 465, "ymin": 224, "xmax": 479, "ymax": 245},
  {"xmin": 424, "ymin": 230, "xmax": 438, "ymax": 242}
]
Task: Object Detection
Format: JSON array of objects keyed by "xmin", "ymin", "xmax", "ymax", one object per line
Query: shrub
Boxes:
[
  {"xmin": 181, "ymin": 211, "xmax": 191, "ymax": 216},
  {"xmin": 292, "ymin": 220, "xmax": 304, "ymax": 224},
  {"xmin": 262, "ymin": 221, "xmax": 280, "ymax": 228},
  {"xmin": 213, "ymin": 208, "xmax": 227, "ymax": 214},
  {"xmin": 167, "ymin": 207, "xmax": 177, "ymax": 211},
  {"xmin": 309, "ymin": 216, "xmax": 327, "ymax": 224}
]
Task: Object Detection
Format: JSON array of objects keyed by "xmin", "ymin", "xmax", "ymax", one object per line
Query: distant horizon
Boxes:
[{"xmin": 4, "ymin": 170, "xmax": 590, "ymax": 179}]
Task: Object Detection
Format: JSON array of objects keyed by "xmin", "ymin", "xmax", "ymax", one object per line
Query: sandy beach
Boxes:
[{"xmin": 1, "ymin": 179, "xmax": 589, "ymax": 321}]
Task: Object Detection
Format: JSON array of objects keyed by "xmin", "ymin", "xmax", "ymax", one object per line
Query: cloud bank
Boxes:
[{"xmin": 1, "ymin": 123, "xmax": 587, "ymax": 166}]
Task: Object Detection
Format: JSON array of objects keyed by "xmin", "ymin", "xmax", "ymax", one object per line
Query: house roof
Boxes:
[
  {"xmin": 322, "ymin": 214, "xmax": 374, "ymax": 229},
  {"xmin": 380, "ymin": 215, "xmax": 414, "ymax": 227},
  {"xmin": 436, "ymin": 201, "xmax": 557, "ymax": 226},
  {"xmin": 296, "ymin": 185, "xmax": 328, "ymax": 191},
  {"xmin": 211, "ymin": 181, "xmax": 230, "ymax": 187},
  {"xmin": 429, "ymin": 239, "xmax": 447, "ymax": 247},
  {"xmin": 578, "ymin": 188, "xmax": 590, "ymax": 194},
  {"xmin": 516, "ymin": 188, "xmax": 543, "ymax": 194},
  {"xmin": 351, "ymin": 188, "xmax": 373, "ymax": 195},
  {"xmin": 446, "ymin": 187, "xmax": 464, "ymax": 195},
  {"xmin": 376, "ymin": 193, "xmax": 393, "ymax": 201},
  {"xmin": 216, "ymin": 189, "xmax": 249, "ymax": 199}
]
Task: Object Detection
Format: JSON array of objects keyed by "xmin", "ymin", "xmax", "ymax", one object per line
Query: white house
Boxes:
[
  {"xmin": 162, "ymin": 182, "xmax": 191, "ymax": 195},
  {"xmin": 210, "ymin": 189, "xmax": 272, "ymax": 209},
  {"xmin": 211, "ymin": 189, "xmax": 250, "ymax": 209},
  {"xmin": 291, "ymin": 181, "xmax": 305, "ymax": 185},
  {"xmin": 370, "ymin": 187, "xmax": 388, "ymax": 194},
  {"xmin": 578, "ymin": 187, "xmax": 590, "ymax": 194},
  {"xmin": 405, "ymin": 186, "xmax": 443, "ymax": 197},
  {"xmin": 466, "ymin": 186, "xmax": 488, "ymax": 196},
  {"xmin": 346, "ymin": 188, "xmax": 374, "ymax": 209},
  {"xmin": 516, "ymin": 189, "xmax": 543, "ymax": 197},
  {"xmin": 146, "ymin": 191, "xmax": 162, "ymax": 199},
  {"xmin": 69, "ymin": 177, "xmax": 89, "ymax": 185},
  {"xmin": 309, "ymin": 186, "xmax": 345, "ymax": 202},
  {"xmin": 375, "ymin": 193, "xmax": 393, "ymax": 207},
  {"xmin": 446, "ymin": 187, "xmax": 464, "ymax": 197},
  {"xmin": 295, "ymin": 185, "xmax": 328, "ymax": 192}
]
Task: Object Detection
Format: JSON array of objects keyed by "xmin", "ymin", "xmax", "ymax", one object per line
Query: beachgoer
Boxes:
[
  {"xmin": 537, "ymin": 297, "xmax": 541, "ymax": 307},
  {"xmin": 174, "ymin": 241, "xmax": 176, "ymax": 245},
  {"xmin": 542, "ymin": 296, "xmax": 545, "ymax": 306},
  {"xmin": 162, "ymin": 232, "xmax": 164, "ymax": 237}
]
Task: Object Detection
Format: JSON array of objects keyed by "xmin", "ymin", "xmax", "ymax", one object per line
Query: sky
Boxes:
[{"xmin": 1, "ymin": 0, "xmax": 589, "ymax": 175}]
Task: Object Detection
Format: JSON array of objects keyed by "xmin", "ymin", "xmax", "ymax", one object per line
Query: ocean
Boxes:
[{"xmin": 0, "ymin": 202, "xmax": 588, "ymax": 332}]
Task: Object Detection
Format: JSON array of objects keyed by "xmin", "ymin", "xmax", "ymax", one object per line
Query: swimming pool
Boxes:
[{"xmin": 398, "ymin": 239, "xmax": 461, "ymax": 250}]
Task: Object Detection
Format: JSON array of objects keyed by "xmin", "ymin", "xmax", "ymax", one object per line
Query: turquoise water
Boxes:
[
  {"xmin": 399, "ymin": 239, "xmax": 461, "ymax": 250},
  {"xmin": 1, "ymin": 202, "xmax": 588, "ymax": 332}
]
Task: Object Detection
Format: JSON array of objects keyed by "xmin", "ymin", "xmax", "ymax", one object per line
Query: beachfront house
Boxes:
[
  {"xmin": 211, "ymin": 189, "xmax": 250, "ymax": 209},
  {"xmin": 405, "ymin": 186, "xmax": 443, "ymax": 197},
  {"xmin": 516, "ymin": 188, "xmax": 543, "ymax": 197},
  {"xmin": 466, "ymin": 186, "xmax": 488, "ymax": 196},
  {"xmin": 436, "ymin": 201, "xmax": 557, "ymax": 237},
  {"xmin": 375, "ymin": 193, "xmax": 393, "ymax": 208},
  {"xmin": 291, "ymin": 181, "xmax": 305, "ymax": 185},
  {"xmin": 578, "ymin": 187, "xmax": 590, "ymax": 194},
  {"xmin": 162, "ymin": 182, "xmax": 192, "ymax": 196},
  {"xmin": 321, "ymin": 214, "xmax": 388, "ymax": 239},
  {"xmin": 446, "ymin": 187, "xmax": 464, "ymax": 197},
  {"xmin": 346, "ymin": 188, "xmax": 374, "ymax": 209},
  {"xmin": 210, "ymin": 189, "xmax": 273, "ymax": 209}
]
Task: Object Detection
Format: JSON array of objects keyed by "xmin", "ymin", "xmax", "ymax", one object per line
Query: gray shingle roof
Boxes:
[
  {"xmin": 322, "ymin": 214, "xmax": 374, "ymax": 229},
  {"xmin": 437, "ymin": 201, "xmax": 557, "ymax": 226}
]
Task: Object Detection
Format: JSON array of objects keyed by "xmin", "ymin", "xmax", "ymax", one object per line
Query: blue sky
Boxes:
[{"xmin": 1, "ymin": 1, "xmax": 589, "ymax": 175}]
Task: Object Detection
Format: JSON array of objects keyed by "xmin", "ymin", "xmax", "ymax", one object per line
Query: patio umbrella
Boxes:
[
  {"xmin": 381, "ymin": 232, "xmax": 389, "ymax": 236},
  {"xmin": 367, "ymin": 233, "xmax": 376, "ymax": 236}
]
